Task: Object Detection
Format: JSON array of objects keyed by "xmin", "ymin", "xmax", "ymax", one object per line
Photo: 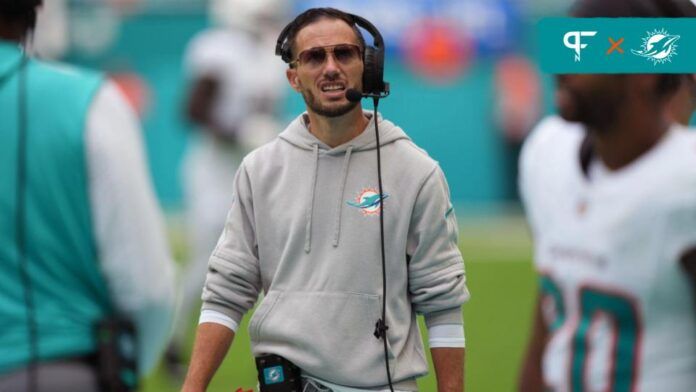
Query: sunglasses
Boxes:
[{"xmin": 291, "ymin": 44, "xmax": 362, "ymax": 69}]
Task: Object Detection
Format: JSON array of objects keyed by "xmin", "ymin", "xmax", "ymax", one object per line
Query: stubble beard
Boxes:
[{"xmin": 302, "ymin": 89, "xmax": 359, "ymax": 118}]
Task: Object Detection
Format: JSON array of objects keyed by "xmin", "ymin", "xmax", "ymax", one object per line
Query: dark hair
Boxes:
[
  {"xmin": 0, "ymin": 0, "xmax": 43, "ymax": 34},
  {"xmin": 571, "ymin": 0, "xmax": 696, "ymax": 97},
  {"xmin": 283, "ymin": 8, "xmax": 366, "ymax": 65}
]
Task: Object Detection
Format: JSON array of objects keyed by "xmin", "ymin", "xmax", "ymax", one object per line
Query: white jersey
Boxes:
[
  {"xmin": 174, "ymin": 27, "xmax": 287, "ymax": 347},
  {"xmin": 184, "ymin": 27, "xmax": 286, "ymax": 141},
  {"xmin": 519, "ymin": 116, "xmax": 696, "ymax": 392}
]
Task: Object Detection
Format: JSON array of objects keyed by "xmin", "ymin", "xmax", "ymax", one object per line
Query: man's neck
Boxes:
[
  {"xmin": 306, "ymin": 106, "xmax": 370, "ymax": 148},
  {"xmin": 588, "ymin": 105, "xmax": 670, "ymax": 171}
]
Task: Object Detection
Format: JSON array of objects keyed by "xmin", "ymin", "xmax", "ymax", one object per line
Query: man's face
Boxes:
[
  {"xmin": 286, "ymin": 18, "xmax": 364, "ymax": 118},
  {"xmin": 555, "ymin": 74, "xmax": 628, "ymax": 130}
]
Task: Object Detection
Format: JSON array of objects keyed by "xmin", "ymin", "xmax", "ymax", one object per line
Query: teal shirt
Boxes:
[{"xmin": 0, "ymin": 41, "xmax": 113, "ymax": 373}]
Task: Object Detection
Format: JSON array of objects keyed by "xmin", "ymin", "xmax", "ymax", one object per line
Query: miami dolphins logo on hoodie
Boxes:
[{"xmin": 347, "ymin": 187, "xmax": 389, "ymax": 216}]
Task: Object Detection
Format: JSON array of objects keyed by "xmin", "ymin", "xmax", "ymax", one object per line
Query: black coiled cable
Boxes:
[{"xmin": 371, "ymin": 97, "xmax": 394, "ymax": 392}]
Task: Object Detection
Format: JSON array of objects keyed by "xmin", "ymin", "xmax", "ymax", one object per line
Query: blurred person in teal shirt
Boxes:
[{"xmin": 0, "ymin": 0, "xmax": 175, "ymax": 390}]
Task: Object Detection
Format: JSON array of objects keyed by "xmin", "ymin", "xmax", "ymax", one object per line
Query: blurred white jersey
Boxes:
[
  {"xmin": 185, "ymin": 28, "xmax": 286, "ymax": 143},
  {"xmin": 519, "ymin": 116, "xmax": 696, "ymax": 392},
  {"xmin": 175, "ymin": 27, "xmax": 286, "ymax": 346}
]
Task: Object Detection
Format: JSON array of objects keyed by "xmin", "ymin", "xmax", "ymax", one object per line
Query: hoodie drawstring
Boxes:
[
  {"xmin": 304, "ymin": 144, "xmax": 319, "ymax": 253},
  {"xmin": 333, "ymin": 146, "xmax": 353, "ymax": 247}
]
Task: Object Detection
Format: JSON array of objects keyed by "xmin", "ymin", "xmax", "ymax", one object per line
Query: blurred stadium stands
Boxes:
[{"xmin": 44, "ymin": 0, "xmax": 584, "ymax": 212}]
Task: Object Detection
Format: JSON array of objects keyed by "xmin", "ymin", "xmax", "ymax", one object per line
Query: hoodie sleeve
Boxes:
[
  {"xmin": 407, "ymin": 165, "xmax": 470, "ymax": 329},
  {"xmin": 200, "ymin": 162, "xmax": 261, "ymax": 325}
]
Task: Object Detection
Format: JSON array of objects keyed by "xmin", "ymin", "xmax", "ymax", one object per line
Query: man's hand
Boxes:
[
  {"xmin": 181, "ymin": 322, "xmax": 235, "ymax": 392},
  {"xmin": 431, "ymin": 347, "xmax": 465, "ymax": 392}
]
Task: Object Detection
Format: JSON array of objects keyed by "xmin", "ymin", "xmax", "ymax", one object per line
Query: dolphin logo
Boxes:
[
  {"xmin": 632, "ymin": 30, "xmax": 680, "ymax": 64},
  {"xmin": 347, "ymin": 193, "xmax": 389, "ymax": 209},
  {"xmin": 347, "ymin": 188, "xmax": 390, "ymax": 216}
]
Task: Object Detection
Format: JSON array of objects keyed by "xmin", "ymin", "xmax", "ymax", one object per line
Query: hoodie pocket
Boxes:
[
  {"xmin": 249, "ymin": 291, "xmax": 395, "ymax": 387},
  {"xmin": 249, "ymin": 291, "xmax": 281, "ymax": 339}
]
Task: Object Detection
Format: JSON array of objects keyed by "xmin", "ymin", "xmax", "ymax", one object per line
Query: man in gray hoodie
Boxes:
[{"xmin": 182, "ymin": 8, "xmax": 469, "ymax": 392}]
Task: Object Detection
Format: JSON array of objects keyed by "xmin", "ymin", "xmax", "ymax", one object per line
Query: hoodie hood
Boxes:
[
  {"xmin": 278, "ymin": 110, "xmax": 411, "ymax": 154},
  {"xmin": 276, "ymin": 111, "xmax": 410, "ymax": 253}
]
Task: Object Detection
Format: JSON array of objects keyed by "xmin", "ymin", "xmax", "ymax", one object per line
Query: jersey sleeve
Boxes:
[
  {"xmin": 519, "ymin": 116, "xmax": 582, "ymax": 237},
  {"xmin": 86, "ymin": 81, "xmax": 176, "ymax": 375},
  {"xmin": 519, "ymin": 116, "xmax": 558, "ymax": 236}
]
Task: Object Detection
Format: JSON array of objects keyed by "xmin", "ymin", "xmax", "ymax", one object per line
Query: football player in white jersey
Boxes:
[
  {"xmin": 518, "ymin": 0, "xmax": 696, "ymax": 391},
  {"xmin": 168, "ymin": 0, "xmax": 289, "ymax": 374}
]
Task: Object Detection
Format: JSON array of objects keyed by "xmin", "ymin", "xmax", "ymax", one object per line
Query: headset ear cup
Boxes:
[
  {"xmin": 275, "ymin": 21, "xmax": 295, "ymax": 64},
  {"xmin": 363, "ymin": 47, "xmax": 384, "ymax": 94},
  {"xmin": 281, "ymin": 42, "xmax": 292, "ymax": 63}
]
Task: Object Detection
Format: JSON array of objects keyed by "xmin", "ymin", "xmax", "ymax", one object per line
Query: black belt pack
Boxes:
[{"xmin": 255, "ymin": 354, "xmax": 303, "ymax": 392}]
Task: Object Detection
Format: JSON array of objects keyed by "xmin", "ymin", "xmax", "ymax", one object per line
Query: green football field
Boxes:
[{"xmin": 142, "ymin": 214, "xmax": 538, "ymax": 392}]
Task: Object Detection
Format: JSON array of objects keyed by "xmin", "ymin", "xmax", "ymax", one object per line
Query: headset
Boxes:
[
  {"xmin": 275, "ymin": 10, "xmax": 390, "ymax": 99},
  {"xmin": 273, "ymin": 10, "xmax": 395, "ymax": 392}
]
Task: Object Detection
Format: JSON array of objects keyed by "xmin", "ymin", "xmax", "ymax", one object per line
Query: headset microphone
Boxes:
[
  {"xmin": 345, "ymin": 88, "xmax": 390, "ymax": 102},
  {"xmin": 345, "ymin": 88, "xmax": 362, "ymax": 103}
]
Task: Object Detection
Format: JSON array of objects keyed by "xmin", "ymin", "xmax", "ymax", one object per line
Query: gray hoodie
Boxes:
[{"xmin": 202, "ymin": 112, "xmax": 469, "ymax": 389}]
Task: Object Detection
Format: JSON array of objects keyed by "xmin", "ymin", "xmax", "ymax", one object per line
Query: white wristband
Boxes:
[
  {"xmin": 428, "ymin": 324, "xmax": 465, "ymax": 348},
  {"xmin": 198, "ymin": 309, "xmax": 239, "ymax": 332}
]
